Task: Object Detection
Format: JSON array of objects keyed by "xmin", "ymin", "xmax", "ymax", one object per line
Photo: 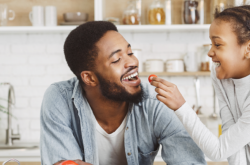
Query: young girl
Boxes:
[{"xmin": 150, "ymin": 5, "xmax": 250, "ymax": 165}]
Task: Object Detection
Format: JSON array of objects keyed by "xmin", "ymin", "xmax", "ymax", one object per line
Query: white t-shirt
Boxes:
[{"xmin": 96, "ymin": 114, "xmax": 128, "ymax": 165}]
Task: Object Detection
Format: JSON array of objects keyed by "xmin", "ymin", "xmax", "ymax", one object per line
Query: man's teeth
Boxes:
[
  {"xmin": 123, "ymin": 72, "xmax": 138, "ymax": 80},
  {"xmin": 214, "ymin": 62, "xmax": 221, "ymax": 67}
]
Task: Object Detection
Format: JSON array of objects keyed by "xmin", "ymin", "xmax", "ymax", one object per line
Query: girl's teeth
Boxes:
[{"xmin": 214, "ymin": 62, "xmax": 221, "ymax": 67}]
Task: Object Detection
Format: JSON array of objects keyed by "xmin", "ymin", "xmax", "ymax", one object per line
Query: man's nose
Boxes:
[{"xmin": 124, "ymin": 55, "xmax": 138, "ymax": 68}]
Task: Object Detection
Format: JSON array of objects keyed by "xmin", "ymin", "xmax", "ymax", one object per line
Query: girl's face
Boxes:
[{"xmin": 208, "ymin": 20, "xmax": 250, "ymax": 79}]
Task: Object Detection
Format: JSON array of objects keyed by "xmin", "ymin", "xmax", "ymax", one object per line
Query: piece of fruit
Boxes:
[
  {"xmin": 148, "ymin": 74, "xmax": 157, "ymax": 83},
  {"xmin": 61, "ymin": 160, "xmax": 78, "ymax": 165}
]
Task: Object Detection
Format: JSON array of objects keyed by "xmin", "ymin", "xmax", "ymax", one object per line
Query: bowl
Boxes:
[{"xmin": 63, "ymin": 12, "xmax": 88, "ymax": 22}]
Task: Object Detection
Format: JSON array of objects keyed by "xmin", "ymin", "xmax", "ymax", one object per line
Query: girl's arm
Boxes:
[
  {"xmin": 150, "ymin": 74, "xmax": 250, "ymax": 162},
  {"xmin": 174, "ymin": 102, "xmax": 250, "ymax": 162}
]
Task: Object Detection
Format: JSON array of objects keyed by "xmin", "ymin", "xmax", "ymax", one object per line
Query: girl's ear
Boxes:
[{"xmin": 244, "ymin": 41, "xmax": 250, "ymax": 59}]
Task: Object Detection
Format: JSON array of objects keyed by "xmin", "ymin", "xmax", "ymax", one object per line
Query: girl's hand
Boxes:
[{"xmin": 150, "ymin": 76, "xmax": 186, "ymax": 111}]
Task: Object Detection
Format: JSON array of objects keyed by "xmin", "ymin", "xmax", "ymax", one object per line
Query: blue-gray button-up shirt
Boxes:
[{"xmin": 40, "ymin": 77, "xmax": 206, "ymax": 165}]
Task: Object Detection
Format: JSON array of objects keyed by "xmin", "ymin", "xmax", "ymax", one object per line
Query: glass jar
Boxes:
[
  {"xmin": 148, "ymin": 0, "xmax": 166, "ymax": 25},
  {"xmin": 122, "ymin": 0, "xmax": 140, "ymax": 25},
  {"xmin": 234, "ymin": 0, "xmax": 250, "ymax": 6},
  {"xmin": 164, "ymin": 0, "xmax": 172, "ymax": 25},
  {"xmin": 200, "ymin": 44, "xmax": 211, "ymax": 71},
  {"xmin": 210, "ymin": 0, "xmax": 228, "ymax": 22},
  {"xmin": 182, "ymin": 0, "xmax": 204, "ymax": 24}
]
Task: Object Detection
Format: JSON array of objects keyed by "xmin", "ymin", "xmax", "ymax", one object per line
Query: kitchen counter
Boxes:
[{"xmin": 0, "ymin": 147, "xmax": 228, "ymax": 164}]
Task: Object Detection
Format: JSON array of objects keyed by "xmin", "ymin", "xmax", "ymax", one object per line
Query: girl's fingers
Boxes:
[
  {"xmin": 156, "ymin": 94, "xmax": 168, "ymax": 103},
  {"xmin": 151, "ymin": 81, "xmax": 172, "ymax": 93},
  {"xmin": 151, "ymin": 77, "xmax": 175, "ymax": 87},
  {"xmin": 155, "ymin": 87, "xmax": 171, "ymax": 98}
]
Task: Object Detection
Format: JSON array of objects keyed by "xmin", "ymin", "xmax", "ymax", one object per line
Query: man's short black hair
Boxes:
[{"xmin": 64, "ymin": 21, "xmax": 118, "ymax": 84}]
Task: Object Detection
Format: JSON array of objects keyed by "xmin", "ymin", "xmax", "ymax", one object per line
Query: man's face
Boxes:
[{"xmin": 94, "ymin": 31, "xmax": 142, "ymax": 103}]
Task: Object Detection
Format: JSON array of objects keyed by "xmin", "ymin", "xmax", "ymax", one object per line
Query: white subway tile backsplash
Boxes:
[
  {"xmin": 30, "ymin": 130, "xmax": 40, "ymax": 141},
  {"xmin": 15, "ymin": 98, "xmax": 29, "ymax": 108},
  {"xmin": 29, "ymin": 109, "xmax": 40, "ymax": 119},
  {"xmin": 152, "ymin": 43, "xmax": 187, "ymax": 53},
  {"xmin": 30, "ymin": 97, "xmax": 43, "ymax": 108},
  {"xmin": 46, "ymin": 64, "xmax": 73, "ymax": 75},
  {"xmin": 200, "ymin": 86, "xmax": 213, "ymax": 97},
  {"xmin": 12, "ymin": 66, "xmax": 46, "ymax": 76},
  {"xmin": 46, "ymin": 44, "xmax": 64, "ymax": 54},
  {"xmin": 29, "ymin": 55, "xmax": 62, "ymax": 65},
  {"xmin": 0, "ymin": 66, "xmax": 13, "ymax": 75},
  {"xmin": 205, "ymin": 97, "xmax": 214, "ymax": 108},
  {"xmin": 0, "ymin": 55, "xmax": 28, "ymax": 65},
  {"xmin": 0, "ymin": 45, "xmax": 10, "ymax": 54},
  {"xmin": 169, "ymin": 32, "xmax": 203, "ymax": 43},
  {"xmin": 15, "ymin": 86, "xmax": 47, "ymax": 97},
  {"xmin": 204, "ymin": 31, "xmax": 211, "ymax": 43},
  {"xmin": 0, "ymin": 77, "xmax": 29, "ymax": 86},
  {"xmin": 25, "ymin": 44, "xmax": 46, "ymax": 54},
  {"xmin": 28, "ymin": 34, "xmax": 62, "ymax": 44},
  {"xmin": 0, "ymin": 34, "xmax": 11, "ymax": 44},
  {"xmin": 30, "ymin": 76, "xmax": 63, "ymax": 86},
  {"xmin": 170, "ymin": 77, "xmax": 194, "ymax": 86},
  {"xmin": 0, "ymin": 119, "xmax": 7, "ymax": 129},
  {"xmin": 30, "ymin": 119, "xmax": 40, "ymax": 130},
  {"xmin": 0, "ymin": 32, "xmax": 216, "ymax": 142},
  {"xmin": 187, "ymin": 87, "xmax": 196, "ymax": 97},
  {"xmin": 10, "ymin": 34, "xmax": 27, "ymax": 44},
  {"xmin": 12, "ymin": 109, "xmax": 31, "ymax": 119},
  {"xmin": 11, "ymin": 44, "xmax": 26, "ymax": 54},
  {"xmin": 133, "ymin": 32, "xmax": 167, "ymax": 43}
]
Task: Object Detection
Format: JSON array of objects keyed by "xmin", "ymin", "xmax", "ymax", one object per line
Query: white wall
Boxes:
[{"xmin": 0, "ymin": 31, "xmax": 220, "ymax": 143}]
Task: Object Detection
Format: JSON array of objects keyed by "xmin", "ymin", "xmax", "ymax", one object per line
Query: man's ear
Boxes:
[
  {"xmin": 244, "ymin": 41, "xmax": 250, "ymax": 59},
  {"xmin": 80, "ymin": 71, "xmax": 97, "ymax": 87}
]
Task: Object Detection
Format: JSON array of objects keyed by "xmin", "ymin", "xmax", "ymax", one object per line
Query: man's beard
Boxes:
[{"xmin": 95, "ymin": 72, "xmax": 144, "ymax": 104}]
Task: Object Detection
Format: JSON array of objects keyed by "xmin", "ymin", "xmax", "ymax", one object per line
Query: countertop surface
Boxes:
[{"xmin": 0, "ymin": 146, "xmax": 227, "ymax": 163}]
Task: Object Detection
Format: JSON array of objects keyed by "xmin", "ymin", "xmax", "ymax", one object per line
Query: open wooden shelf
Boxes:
[
  {"xmin": 139, "ymin": 71, "xmax": 211, "ymax": 77},
  {"xmin": 0, "ymin": 24, "xmax": 210, "ymax": 34}
]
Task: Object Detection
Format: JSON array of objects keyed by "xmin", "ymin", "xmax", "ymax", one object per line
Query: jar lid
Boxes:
[
  {"xmin": 166, "ymin": 59, "xmax": 183, "ymax": 61},
  {"xmin": 146, "ymin": 59, "xmax": 163, "ymax": 61},
  {"xmin": 203, "ymin": 44, "xmax": 211, "ymax": 47}
]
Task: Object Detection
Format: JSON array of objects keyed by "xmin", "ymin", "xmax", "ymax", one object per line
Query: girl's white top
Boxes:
[{"xmin": 175, "ymin": 65, "xmax": 250, "ymax": 165}]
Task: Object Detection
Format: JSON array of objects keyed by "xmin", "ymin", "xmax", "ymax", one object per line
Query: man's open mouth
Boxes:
[{"xmin": 122, "ymin": 72, "xmax": 139, "ymax": 81}]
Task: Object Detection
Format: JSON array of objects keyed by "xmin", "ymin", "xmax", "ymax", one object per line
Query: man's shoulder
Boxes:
[
  {"xmin": 43, "ymin": 77, "xmax": 78, "ymax": 103},
  {"xmin": 51, "ymin": 77, "xmax": 78, "ymax": 92}
]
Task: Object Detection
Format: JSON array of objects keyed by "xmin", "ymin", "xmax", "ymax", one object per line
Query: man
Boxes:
[{"xmin": 40, "ymin": 21, "xmax": 206, "ymax": 165}]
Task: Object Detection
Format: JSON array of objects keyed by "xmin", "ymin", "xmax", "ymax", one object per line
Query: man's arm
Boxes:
[
  {"xmin": 153, "ymin": 102, "xmax": 206, "ymax": 165},
  {"xmin": 40, "ymin": 85, "xmax": 83, "ymax": 165}
]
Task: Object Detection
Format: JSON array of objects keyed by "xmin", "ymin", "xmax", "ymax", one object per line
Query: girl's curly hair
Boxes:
[{"xmin": 214, "ymin": 5, "xmax": 250, "ymax": 45}]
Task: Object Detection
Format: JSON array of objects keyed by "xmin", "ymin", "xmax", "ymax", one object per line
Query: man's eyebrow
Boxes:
[
  {"xmin": 108, "ymin": 49, "xmax": 121, "ymax": 60},
  {"xmin": 108, "ymin": 44, "xmax": 131, "ymax": 60}
]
